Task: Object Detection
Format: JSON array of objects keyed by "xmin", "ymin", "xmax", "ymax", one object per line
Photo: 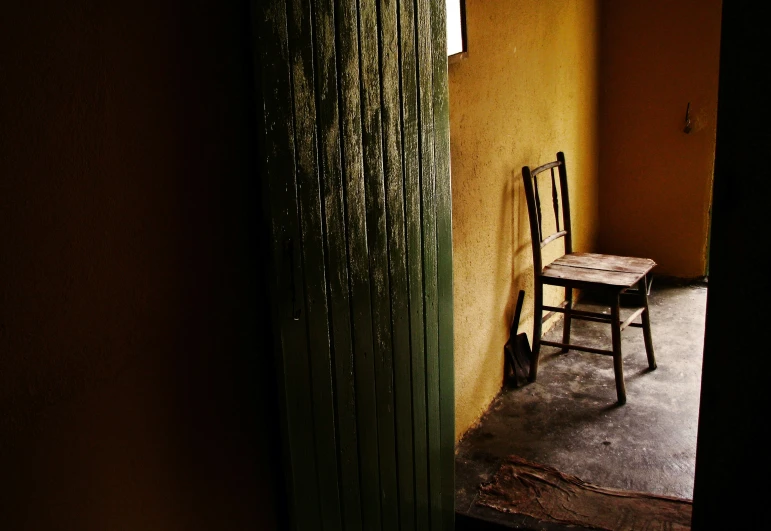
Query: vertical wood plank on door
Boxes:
[
  {"xmin": 415, "ymin": 0, "xmax": 442, "ymax": 529},
  {"xmin": 430, "ymin": 2, "xmax": 455, "ymax": 529},
  {"xmin": 358, "ymin": 0, "xmax": 400, "ymax": 528},
  {"xmin": 257, "ymin": 1, "xmax": 322, "ymax": 529},
  {"xmin": 334, "ymin": 0, "xmax": 382, "ymax": 528},
  {"xmin": 398, "ymin": 0, "xmax": 430, "ymax": 527},
  {"xmin": 311, "ymin": 0, "xmax": 363, "ymax": 528},
  {"xmin": 378, "ymin": 0, "xmax": 417, "ymax": 529},
  {"xmin": 286, "ymin": 0, "xmax": 343, "ymax": 528}
]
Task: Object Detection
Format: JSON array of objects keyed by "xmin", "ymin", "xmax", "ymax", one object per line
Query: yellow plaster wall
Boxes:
[
  {"xmin": 450, "ymin": 0, "xmax": 601, "ymax": 439},
  {"xmin": 598, "ymin": 0, "xmax": 722, "ymax": 277}
]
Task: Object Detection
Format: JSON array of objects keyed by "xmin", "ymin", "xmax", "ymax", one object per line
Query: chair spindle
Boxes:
[
  {"xmin": 533, "ymin": 173, "xmax": 543, "ymax": 242},
  {"xmin": 551, "ymin": 167, "xmax": 560, "ymax": 233}
]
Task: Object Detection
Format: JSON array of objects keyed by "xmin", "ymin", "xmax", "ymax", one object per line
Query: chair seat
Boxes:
[{"xmin": 542, "ymin": 252, "xmax": 656, "ymax": 289}]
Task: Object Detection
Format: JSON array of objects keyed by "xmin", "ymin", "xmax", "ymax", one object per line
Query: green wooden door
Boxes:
[{"xmin": 254, "ymin": 0, "xmax": 454, "ymax": 529}]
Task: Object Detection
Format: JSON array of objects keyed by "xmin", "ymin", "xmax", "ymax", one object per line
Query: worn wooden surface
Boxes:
[
  {"xmin": 312, "ymin": 0, "xmax": 362, "ymax": 527},
  {"xmin": 550, "ymin": 167, "xmax": 561, "ymax": 232},
  {"xmin": 256, "ymin": 0, "xmax": 455, "ymax": 528},
  {"xmin": 557, "ymin": 253, "xmax": 656, "ymax": 273},
  {"xmin": 540, "ymin": 340, "xmax": 614, "ymax": 356},
  {"xmin": 543, "ymin": 262, "xmax": 646, "ymax": 288},
  {"xmin": 478, "ymin": 455, "xmax": 693, "ymax": 531},
  {"xmin": 415, "ymin": 1, "xmax": 443, "ymax": 530},
  {"xmin": 541, "ymin": 253, "xmax": 655, "ymax": 288},
  {"xmin": 639, "ymin": 275, "xmax": 657, "ymax": 370},
  {"xmin": 335, "ymin": 0, "xmax": 383, "ymax": 526},
  {"xmin": 556, "ymin": 152, "xmax": 573, "ymax": 253},
  {"xmin": 431, "ymin": 0, "xmax": 456, "ymax": 528},
  {"xmin": 521, "ymin": 165, "xmax": 543, "ymax": 380},
  {"xmin": 257, "ymin": 2, "xmax": 321, "ymax": 529},
  {"xmin": 380, "ymin": 0, "xmax": 415, "ymax": 529},
  {"xmin": 359, "ymin": 0, "xmax": 400, "ymax": 527},
  {"xmin": 287, "ymin": 0, "xmax": 344, "ymax": 526},
  {"xmin": 399, "ymin": 0, "xmax": 429, "ymax": 527},
  {"xmin": 611, "ymin": 294, "xmax": 626, "ymax": 403},
  {"xmin": 528, "ymin": 160, "xmax": 562, "ymax": 176},
  {"xmin": 540, "ymin": 230, "xmax": 567, "ymax": 248},
  {"xmin": 543, "ymin": 305, "xmax": 645, "ymax": 328},
  {"xmin": 620, "ymin": 307, "xmax": 646, "ymax": 331}
]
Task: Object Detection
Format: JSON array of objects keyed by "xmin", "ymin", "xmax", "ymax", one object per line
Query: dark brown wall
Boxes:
[{"xmin": 0, "ymin": 1, "xmax": 280, "ymax": 529}]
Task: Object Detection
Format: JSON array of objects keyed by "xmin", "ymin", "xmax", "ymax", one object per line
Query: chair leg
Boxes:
[
  {"xmin": 640, "ymin": 275, "xmax": 657, "ymax": 370},
  {"xmin": 561, "ymin": 286, "xmax": 572, "ymax": 352},
  {"xmin": 611, "ymin": 293, "xmax": 626, "ymax": 405},
  {"xmin": 528, "ymin": 282, "xmax": 544, "ymax": 382}
]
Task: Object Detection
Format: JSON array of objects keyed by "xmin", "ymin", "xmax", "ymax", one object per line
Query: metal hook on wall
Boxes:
[{"xmin": 684, "ymin": 102, "xmax": 693, "ymax": 134}]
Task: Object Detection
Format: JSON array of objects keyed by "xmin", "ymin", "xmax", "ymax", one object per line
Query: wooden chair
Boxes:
[{"xmin": 522, "ymin": 152, "xmax": 657, "ymax": 404}]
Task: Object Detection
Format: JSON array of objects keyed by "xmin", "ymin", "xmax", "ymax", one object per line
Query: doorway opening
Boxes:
[{"xmin": 448, "ymin": 2, "xmax": 719, "ymax": 528}]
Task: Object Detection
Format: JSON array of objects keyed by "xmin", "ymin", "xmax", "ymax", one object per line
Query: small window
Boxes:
[{"xmin": 446, "ymin": 0, "xmax": 467, "ymax": 60}]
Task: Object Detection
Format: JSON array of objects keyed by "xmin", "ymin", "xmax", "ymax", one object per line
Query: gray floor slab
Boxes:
[{"xmin": 456, "ymin": 284, "xmax": 706, "ymax": 528}]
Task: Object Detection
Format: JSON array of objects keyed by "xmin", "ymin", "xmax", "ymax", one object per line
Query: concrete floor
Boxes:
[{"xmin": 455, "ymin": 283, "xmax": 707, "ymax": 529}]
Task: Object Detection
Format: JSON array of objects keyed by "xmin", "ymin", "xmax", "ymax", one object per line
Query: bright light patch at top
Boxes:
[{"xmin": 446, "ymin": 0, "xmax": 464, "ymax": 56}]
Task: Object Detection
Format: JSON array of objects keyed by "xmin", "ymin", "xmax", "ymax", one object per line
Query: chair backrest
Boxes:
[{"xmin": 522, "ymin": 151, "xmax": 572, "ymax": 276}]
